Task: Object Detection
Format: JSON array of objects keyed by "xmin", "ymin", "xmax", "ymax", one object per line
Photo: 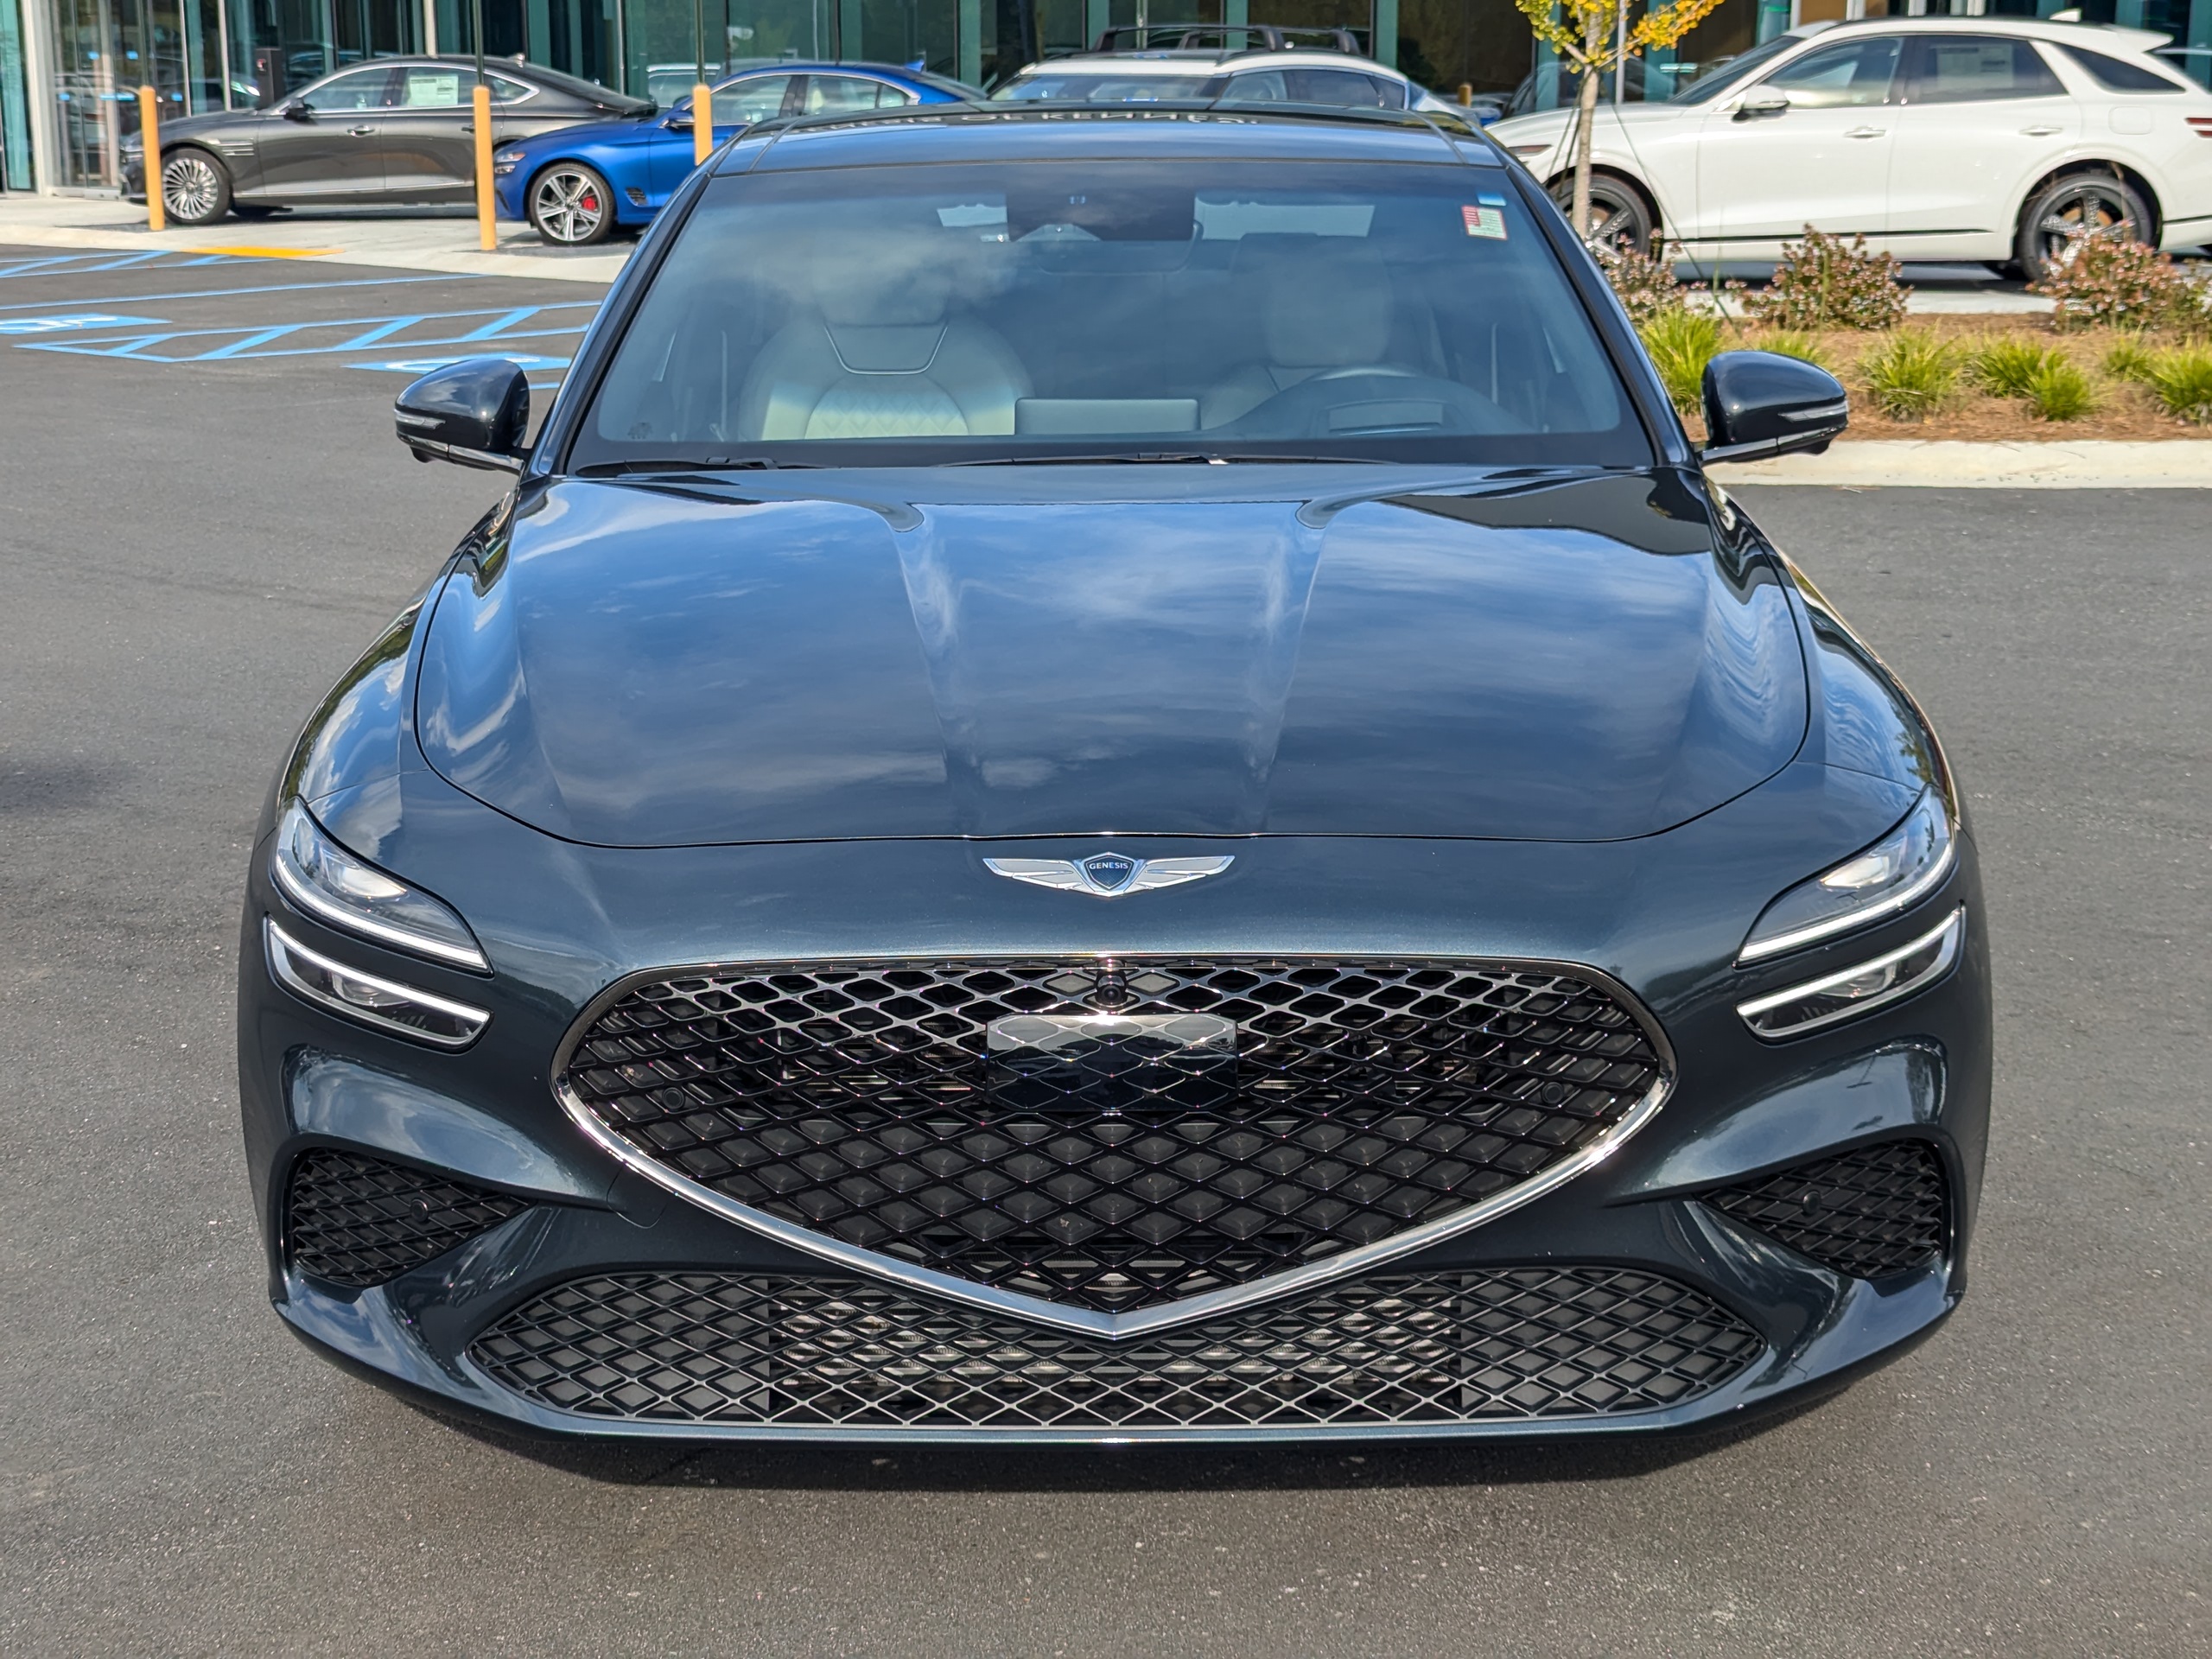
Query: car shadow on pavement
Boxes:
[{"xmin": 406, "ymin": 1385, "xmax": 1847, "ymax": 1491}]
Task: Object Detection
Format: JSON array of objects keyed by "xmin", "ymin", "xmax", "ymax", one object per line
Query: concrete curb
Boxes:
[{"xmin": 1709, "ymin": 440, "xmax": 2212, "ymax": 488}]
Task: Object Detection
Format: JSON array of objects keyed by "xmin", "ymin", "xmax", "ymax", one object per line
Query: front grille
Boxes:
[
  {"xmin": 1706, "ymin": 1140, "xmax": 1948, "ymax": 1279},
  {"xmin": 285, "ymin": 1147, "xmax": 526, "ymax": 1288},
  {"xmin": 469, "ymin": 1267, "xmax": 1760, "ymax": 1430},
  {"xmin": 559, "ymin": 959, "xmax": 1666, "ymax": 1313}
]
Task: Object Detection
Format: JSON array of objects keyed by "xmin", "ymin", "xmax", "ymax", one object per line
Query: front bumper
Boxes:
[{"xmin": 239, "ymin": 804, "xmax": 1991, "ymax": 1443}]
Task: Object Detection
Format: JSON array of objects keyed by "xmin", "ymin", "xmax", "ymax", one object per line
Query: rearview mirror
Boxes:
[
  {"xmin": 394, "ymin": 358, "xmax": 530, "ymax": 473},
  {"xmin": 1699, "ymin": 351, "xmax": 1848, "ymax": 466},
  {"xmin": 1733, "ymin": 92, "xmax": 1789, "ymax": 121}
]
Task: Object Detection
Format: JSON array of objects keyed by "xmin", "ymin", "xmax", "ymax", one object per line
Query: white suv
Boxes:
[{"xmin": 1487, "ymin": 18, "xmax": 2212, "ymax": 279}]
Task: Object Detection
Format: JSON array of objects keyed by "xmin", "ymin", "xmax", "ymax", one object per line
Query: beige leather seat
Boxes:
[
  {"xmin": 732, "ymin": 237, "xmax": 1031, "ymax": 441},
  {"xmin": 1201, "ymin": 235, "xmax": 1414, "ymax": 428}
]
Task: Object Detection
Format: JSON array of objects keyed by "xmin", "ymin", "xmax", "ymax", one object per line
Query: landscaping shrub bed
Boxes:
[
  {"xmin": 1679, "ymin": 317, "xmax": 2212, "ymax": 442},
  {"xmin": 1618, "ymin": 228, "xmax": 2212, "ymax": 442}
]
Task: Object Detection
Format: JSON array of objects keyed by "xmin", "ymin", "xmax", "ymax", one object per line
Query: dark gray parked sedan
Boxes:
[
  {"xmin": 123, "ymin": 56, "xmax": 648, "ymax": 225},
  {"xmin": 239, "ymin": 105, "xmax": 1988, "ymax": 1445}
]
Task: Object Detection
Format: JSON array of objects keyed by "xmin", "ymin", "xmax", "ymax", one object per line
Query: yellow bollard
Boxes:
[
  {"xmin": 693, "ymin": 81, "xmax": 713, "ymax": 168},
  {"xmin": 1457, "ymin": 82, "xmax": 1473, "ymax": 108},
  {"xmin": 138, "ymin": 85, "xmax": 165, "ymax": 232},
  {"xmin": 474, "ymin": 80, "xmax": 497, "ymax": 251}
]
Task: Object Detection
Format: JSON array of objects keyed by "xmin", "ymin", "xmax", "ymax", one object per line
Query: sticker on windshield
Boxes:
[{"xmin": 1462, "ymin": 200, "xmax": 1508, "ymax": 240}]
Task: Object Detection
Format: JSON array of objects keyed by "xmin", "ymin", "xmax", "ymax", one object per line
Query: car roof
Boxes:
[
  {"xmin": 1016, "ymin": 51, "xmax": 1411, "ymax": 81},
  {"xmin": 1788, "ymin": 16, "xmax": 2173, "ymax": 53},
  {"xmin": 715, "ymin": 61, "xmax": 942, "ymax": 80},
  {"xmin": 718, "ymin": 104, "xmax": 1489, "ymax": 172}
]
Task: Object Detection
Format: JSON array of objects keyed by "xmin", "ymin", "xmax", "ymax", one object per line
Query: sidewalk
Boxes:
[
  {"xmin": 1710, "ymin": 439, "xmax": 2212, "ymax": 488},
  {"xmin": 0, "ymin": 194, "xmax": 628, "ymax": 283}
]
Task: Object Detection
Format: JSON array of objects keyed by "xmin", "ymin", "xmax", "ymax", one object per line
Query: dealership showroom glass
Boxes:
[
  {"xmin": 8, "ymin": 0, "xmax": 2212, "ymax": 200},
  {"xmin": 231, "ymin": 101, "xmax": 1993, "ymax": 1441}
]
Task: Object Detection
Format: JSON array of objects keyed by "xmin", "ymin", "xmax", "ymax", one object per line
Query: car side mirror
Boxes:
[
  {"xmin": 1733, "ymin": 92, "xmax": 1789, "ymax": 121},
  {"xmin": 1699, "ymin": 351, "xmax": 1849, "ymax": 466},
  {"xmin": 394, "ymin": 358, "xmax": 530, "ymax": 474},
  {"xmin": 280, "ymin": 98, "xmax": 313, "ymax": 121}
]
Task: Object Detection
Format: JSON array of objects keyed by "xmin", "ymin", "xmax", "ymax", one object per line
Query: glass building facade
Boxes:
[{"xmin": 5, "ymin": 0, "xmax": 2211, "ymax": 190}]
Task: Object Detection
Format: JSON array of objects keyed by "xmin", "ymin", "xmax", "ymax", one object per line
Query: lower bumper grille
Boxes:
[
  {"xmin": 285, "ymin": 1147, "xmax": 525, "ymax": 1288},
  {"xmin": 468, "ymin": 1268, "xmax": 1760, "ymax": 1431},
  {"xmin": 1706, "ymin": 1140, "xmax": 1948, "ymax": 1280}
]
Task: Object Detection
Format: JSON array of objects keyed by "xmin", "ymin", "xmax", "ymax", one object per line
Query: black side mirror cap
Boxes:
[
  {"xmin": 1700, "ymin": 351, "xmax": 1849, "ymax": 466},
  {"xmin": 394, "ymin": 358, "xmax": 530, "ymax": 474},
  {"xmin": 280, "ymin": 99, "xmax": 312, "ymax": 121}
]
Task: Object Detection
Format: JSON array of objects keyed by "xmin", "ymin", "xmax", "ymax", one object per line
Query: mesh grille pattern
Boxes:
[
  {"xmin": 1707, "ymin": 1140, "xmax": 1948, "ymax": 1279},
  {"xmin": 285, "ymin": 1147, "xmax": 526, "ymax": 1288},
  {"xmin": 469, "ymin": 1268, "xmax": 1761, "ymax": 1430},
  {"xmin": 560, "ymin": 959, "xmax": 1666, "ymax": 1313}
]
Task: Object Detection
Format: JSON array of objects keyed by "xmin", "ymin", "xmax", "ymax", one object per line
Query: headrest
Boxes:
[
  {"xmin": 1231, "ymin": 234, "xmax": 1394, "ymax": 370},
  {"xmin": 809, "ymin": 232, "xmax": 956, "ymax": 328}
]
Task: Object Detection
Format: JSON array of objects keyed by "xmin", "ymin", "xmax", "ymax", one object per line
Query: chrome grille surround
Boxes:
[
  {"xmin": 468, "ymin": 1267, "xmax": 1761, "ymax": 1434},
  {"xmin": 553, "ymin": 957, "xmax": 1673, "ymax": 1338}
]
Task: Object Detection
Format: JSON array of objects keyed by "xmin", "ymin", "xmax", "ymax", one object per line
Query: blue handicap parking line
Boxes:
[
  {"xmin": 0, "ymin": 313, "xmax": 166, "ymax": 334},
  {"xmin": 348, "ymin": 353, "xmax": 571, "ymax": 373},
  {"xmin": 14, "ymin": 300, "xmax": 601, "ymax": 364},
  {"xmin": 0, "ymin": 249, "xmax": 248, "ymax": 281},
  {"xmin": 0, "ymin": 272, "xmax": 485, "ymax": 314}
]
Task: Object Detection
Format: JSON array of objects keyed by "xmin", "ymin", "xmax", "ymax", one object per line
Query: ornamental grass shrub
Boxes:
[
  {"xmin": 2103, "ymin": 333, "xmax": 2158, "ymax": 383},
  {"xmin": 1746, "ymin": 228, "xmax": 1907, "ymax": 331},
  {"xmin": 2033, "ymin": 232, "xmax": 2208, "ymax": 333},
  {"xmin": 2022, "ymin": 358, "xmax": 2098, "ymax": 422},
  {"xmin": 1749, "ymin": 328, "xmax": 1836, "ymax": 370},
  {"xmin": 2143, "ymin": 346, "xmax": 2212, "ymax": 423},
  {"xmin": 1860, "ymin": 330, "xmax": 1961, "ymax": 422},
  {"xmin": 1638, "ymin": 308, "xmax": 1725, "ymax": 415},
  {"xmin": 1968, "ymin": 337, "xmax": 2063, "ymax": 398}
]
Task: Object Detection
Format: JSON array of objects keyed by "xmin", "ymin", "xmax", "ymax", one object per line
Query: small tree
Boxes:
[{"xmin": 1513, "ymin": 0, "xmax": 1727, "ymax": 240}]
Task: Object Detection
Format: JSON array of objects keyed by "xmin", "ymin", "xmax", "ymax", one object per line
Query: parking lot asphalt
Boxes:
[{"xmin": 1, "ymin": 246, "xmax": 2204, "ymax": 1656}]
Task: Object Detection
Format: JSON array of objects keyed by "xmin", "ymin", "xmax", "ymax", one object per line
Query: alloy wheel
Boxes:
[
  {"xmin": 2034, "ymin": 179, "xmax": 2139, "ymax": 272},
  {"xmin": 532, "ymin": 168, "xmax": 607, "ymax": 245},
  {"xmin": 1548, "ymin": 178, "xmax": 1650, "ymax": 256},
  {"xmin": 162, "ymin": 152, "xmax": 221, "ymax": 223}
]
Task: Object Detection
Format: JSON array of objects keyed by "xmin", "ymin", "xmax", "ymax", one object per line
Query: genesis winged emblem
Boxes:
[{"xmin": 983, "ymin": 852, "xmax": 1235, "ymax": 899}]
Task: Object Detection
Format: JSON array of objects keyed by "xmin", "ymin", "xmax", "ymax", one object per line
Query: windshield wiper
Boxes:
[
  {"xmin": 575, "ymin": 456, "xmax": 821, "ymax": 476},
  {"xmin": 947, "ymin": 452, "xmax": 1392, "ymax": 467}
]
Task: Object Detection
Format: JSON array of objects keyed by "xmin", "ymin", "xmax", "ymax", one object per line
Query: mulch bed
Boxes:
[{"xmin": 1684, "ymin": 313, "xmax": 2211, "ymax": 443}]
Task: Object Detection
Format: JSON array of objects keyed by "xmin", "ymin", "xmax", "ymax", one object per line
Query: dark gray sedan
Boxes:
[{"xmin": 123, "ymin": 56, "xmax": 649, "ymax": 226}]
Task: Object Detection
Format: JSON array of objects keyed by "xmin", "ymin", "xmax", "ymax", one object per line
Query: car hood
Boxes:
[
  {"xmin": 512, "ymin": 114, "xmax": 664, "ymax": 152},
  {"xmin": 414, "ymin": 471, "xmax": 1808, "ymax": 846}
]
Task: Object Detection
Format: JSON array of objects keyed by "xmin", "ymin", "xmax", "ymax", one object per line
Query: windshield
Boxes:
[
  {"xmin": 1669, "ymin": 35, "xmax": 1798, "ymax": 104},
  {"xmin": 994, "ymin": 72, "xmax": 1218, "ymax": 101},
  {"xmin": 571, "ymin": 158, "xmax": 1647, "ymax": 471}
]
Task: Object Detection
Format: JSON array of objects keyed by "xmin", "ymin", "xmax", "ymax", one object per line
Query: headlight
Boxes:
[
  {"xmin": 266, "ymin": 921, "xmax": 488, "ymax": 1048},
  {"xmin": 270, "ymin": 802, "xmax": 488, "ymax": 971},
  {"xmin": 1738, "ymin": 908, "xmax": 1963, "ymax": 1040},
  {"xmin": 493, "ymin": 149, "xmax": 524, "ymax": 175},
  {"xmin": 1738, "ymin": 790, "xmax": 1954, "ymax": 963}
]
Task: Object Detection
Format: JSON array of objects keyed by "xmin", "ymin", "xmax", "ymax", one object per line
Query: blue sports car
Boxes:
[{"xmin": 493, "ymin": 62, "xmax": 978, "ymax": 245}]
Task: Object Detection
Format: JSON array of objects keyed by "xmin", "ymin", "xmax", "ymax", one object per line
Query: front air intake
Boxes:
[
  {"xmin": 285, "ymin": 1147, "xmax": 526, "ymax": 1288},
  {"xmin": 1705, "ymin": 1140, "xmax": 1948, "ymax": 1279},
  {"xmin": 470, "ymin": 1266, "xmax": 1761, "ymax": 1430}
]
